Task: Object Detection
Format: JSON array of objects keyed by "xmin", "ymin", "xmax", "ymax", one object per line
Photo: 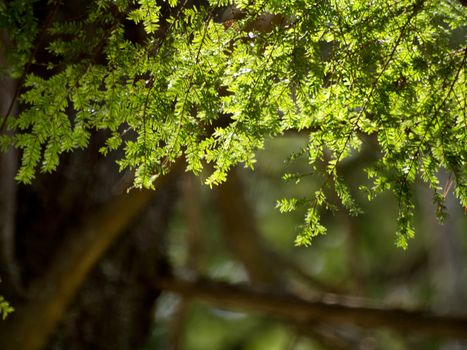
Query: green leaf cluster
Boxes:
[
  {"xmin": 0, "ymin": 0, "xmax": 466, "ymax": 246},
  {"xmin": 0, "ymin": 296, "xmax": 14, "ymax": 320}
]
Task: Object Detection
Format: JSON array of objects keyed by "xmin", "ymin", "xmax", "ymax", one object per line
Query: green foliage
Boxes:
[
  {"xmin": 0, "ymin": 0, "xmax": 38, "ymax": 78},
  {"xmin": 0, "ymin": 296, "xmax": 14, "ymax": 320},
  {"xmin": 0, "ymin": 0, "xmax": 466, "ymax": 246}
]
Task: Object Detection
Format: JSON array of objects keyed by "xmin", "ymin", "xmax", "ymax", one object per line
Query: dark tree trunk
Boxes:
[
  {"xmin": 0, "ymin": 131, "xmax": 179, "ymax": 350},
  {"xmin": 0, "ymin": 30, "xmax": 21, "ymax": 299},
  {"xmin": 0, "ymin": 1, "xmax": 181, "ymax": 347},
  {"xmin": 48, "ymin": 181, "xmax": 175, "ymax": 350}
]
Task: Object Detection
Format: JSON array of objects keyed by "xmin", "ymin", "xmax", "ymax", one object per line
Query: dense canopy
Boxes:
[{"xmin": 0, "ymin": 0, "xmax": 466, "ymax": 247}]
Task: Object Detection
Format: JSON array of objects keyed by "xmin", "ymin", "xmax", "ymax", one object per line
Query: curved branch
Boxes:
[{"xmin": 159, "ymin": 278, "xmax": 467, "ymax": 340}]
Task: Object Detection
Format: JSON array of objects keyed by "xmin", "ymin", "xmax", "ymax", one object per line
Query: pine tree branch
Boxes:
[
  {"xmin": 158, "ymin": 278, "xmax": 467, "ymax": 340},
  {"xmin": 0, "ymin": 1, "xmax": 61, "ymax": 134}
]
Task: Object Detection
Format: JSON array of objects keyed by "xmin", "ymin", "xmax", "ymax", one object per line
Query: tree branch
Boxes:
[
  {"xmin": 0, "ymin": 1, "xmax": 61, "ymax": 134},
  {"xmin": 215, "ymin": 168, "xmax": 282, "ymax": 285},
  {"xmin": 158, "ymin": 278, "xmax": 467, "ymax": 340}
]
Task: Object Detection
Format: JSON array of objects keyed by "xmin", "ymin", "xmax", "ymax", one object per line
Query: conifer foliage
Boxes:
[
  {"xmin": 0, "ymin": 295, "xmax": 14, "ymax": 320},
  {"xmin": 0, "ymin": 0, "xmax": 466, "ymax": 246}
]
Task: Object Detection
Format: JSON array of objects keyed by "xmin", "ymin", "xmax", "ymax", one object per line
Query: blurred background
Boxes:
[
  {"xmin": 3, "ymin": 131, "xmax": 466, "ymax": 350},
  {"xmin": 147, "ymin": 135, "xmax": 467, "ymax": 350}
]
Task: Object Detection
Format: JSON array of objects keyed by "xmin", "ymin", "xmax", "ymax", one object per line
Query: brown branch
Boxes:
[
  {"xmin": 0, "ymin": 165, "xmax": 179, "ymax": 350},
  {"xmin": 215, "ymin": 6, "xmax": 286, "ymax": 33},
  {"xmin": 339, "ymin": 211, "xmax": 366, "ymax": 293},
  {"xmin": 215, "ymin": 168, "xmax": 282, "ymax": 285},
  {"xmin": 167, "ymin": 174, "xmax": 203, "ymax": 349},
  {"xmin": 158, "ymin": 278, "xmax": 467, "ymax": 340},
  {"xmin": 168, "ymin": 300, "xmax": 190, "ymax": 350}
]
